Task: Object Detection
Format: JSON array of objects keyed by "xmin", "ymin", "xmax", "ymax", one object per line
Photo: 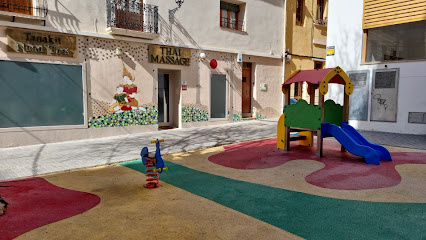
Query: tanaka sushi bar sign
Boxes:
[
  {"xmin": 6, "ymin": 28, "xmax": 76, "ymax": 57},
  {"xmin": 148, "ymin": 45, "xmax": 190, "ymax": 66}
]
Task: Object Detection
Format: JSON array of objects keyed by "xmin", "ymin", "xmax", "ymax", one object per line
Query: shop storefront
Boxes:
[{"xmin": 0, "ymin": 26, "xmax": 283, "ymax": 147}]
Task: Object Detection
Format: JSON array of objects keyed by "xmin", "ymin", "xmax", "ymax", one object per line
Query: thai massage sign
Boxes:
[
  {"xmin": 6, "ymin": 28, "xmax": 76, "ymax": 57},
  {"xmin": 148, "ymin": 45, "xmax": 190, "ymax": 66}
]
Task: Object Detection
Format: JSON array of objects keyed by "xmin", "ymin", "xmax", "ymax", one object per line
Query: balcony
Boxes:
[
  {"xmin": 0, "ymin": 0, "xmax": 48, "ymax": 24},
  {"xmin": 313, "ymin": 17, "xmax": 327, "ymax": 28},
  {"xmin": 220, "ymin": 17, "xmax": 245, "ymax": 32},
  {"xmin": 106, "ymin": 0, "xmax": 158, "ymax": 39}
]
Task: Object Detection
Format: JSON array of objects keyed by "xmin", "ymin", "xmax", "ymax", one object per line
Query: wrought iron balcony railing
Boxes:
[
  {"xmin": 0, "ymin": 0, "xmax": 48, "ymax": 17},
  {"xmin": 107, "ymin": 0, "xmax": 158, "ymax": 34},
  {"xmin": 313, "ymin": 17, "xmax": 327, "ymax": 26},
  {"xmin": 220, "ymin": 17, "xmax": 245, "ymax": 31}
]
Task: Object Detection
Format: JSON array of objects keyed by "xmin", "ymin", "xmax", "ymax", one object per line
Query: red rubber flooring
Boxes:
[
  {"xmin": 208, "ymin": 138, "xmax": 426, "ymax": 190},
  {"xmin": 0, "ymin": 177, "xmax": 100, "ymax": 240}
]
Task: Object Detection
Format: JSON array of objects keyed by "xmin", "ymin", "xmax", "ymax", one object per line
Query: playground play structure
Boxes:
[
  {"xmin": 141, "ymin": 139, "xmax": 168, "ymax": 188},
  {"xmin": 277, "ymin": 67, "xmax": 392, "ymax": 165}
]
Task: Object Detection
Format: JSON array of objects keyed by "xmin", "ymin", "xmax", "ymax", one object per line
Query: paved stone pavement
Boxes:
[{"xmin": 0, "ymin": 118, "xmax": 425, "ymax": 181}]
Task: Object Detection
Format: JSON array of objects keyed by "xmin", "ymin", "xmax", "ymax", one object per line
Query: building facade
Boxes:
[
  {"xmin": 284, "ymin": 0, "xmax": 328, "ymax": 103},
  {"xmin": 0, "ymin": 0, "xmax": 285, "ymax": 147},
  {"xmin": 325, "ymin": 0, "xmax": 426, "ymax": 134}
]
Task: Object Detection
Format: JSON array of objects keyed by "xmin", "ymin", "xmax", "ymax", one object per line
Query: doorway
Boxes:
[
  {"xmin": 158, "ymin": 73, "xmax": 170, "ymax": 128},
  {"xmin": 211, "ymin": 74, "xmax": 227, "ymax": 118},
  {"xmin": 242, "ymin": 62, "xmax": 252, "ymax": 118},
  {"xmin": 158, "ymin": 71, "xmax": 180, "ymax": 130}
]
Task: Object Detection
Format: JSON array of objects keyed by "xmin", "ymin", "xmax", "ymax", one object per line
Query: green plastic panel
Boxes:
[
  {"xmin": 324, "ymin": 99, "xmax": 343, "ymax": 126},
  {"xmin": 284, "ymin": 99, "xmax": 321, "ymax": 130}
]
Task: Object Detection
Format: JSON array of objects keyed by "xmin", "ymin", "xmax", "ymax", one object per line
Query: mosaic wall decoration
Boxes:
[
  {"xmin": 230, "ymin": 112, "xmax": 267, "ymax": 122},
  {"xmin": 88, "ymin": 106, "xmax": 157, "ymax": 128},
  {"xmin": 256, "ymin": 114, "xmax": 266, "ymax": 120},
  {"xmin": 88, "ymin": 63, "xmax": 158, "ymax": 128},
  {"xmin": 233, "ymin": 113, "xmax": 242, "ymax": 122},
  {"xmin": 182, "ymin": 104, "xmax": 209, "ymax": 122}
]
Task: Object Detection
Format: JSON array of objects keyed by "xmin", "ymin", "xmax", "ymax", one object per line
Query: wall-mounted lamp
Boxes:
[
  {"xmin": 169, "ymin": 0, "xmax": 184, "ymax": 20},
  {"xmin": 199, "ymin": 52, "xmax": 206, "ymax": 61},
  {"xmin": 116, "ymin": 47, "xmax": 123, "ymax": 57},
  {"xmin": 284, "ymin": 52, "xmax": 291, "ymax": 63}
]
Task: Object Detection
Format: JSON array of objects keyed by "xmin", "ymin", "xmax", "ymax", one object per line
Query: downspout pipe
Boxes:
[{"xmin": 282, "ymin": 0, "xmax": 288, "ymax": 113}]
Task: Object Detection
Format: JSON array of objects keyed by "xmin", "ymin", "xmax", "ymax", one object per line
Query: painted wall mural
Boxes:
[
  {"xmin": 88, "ymin": 64, "xmax": 158, "ymax": 128},
  {"xmin": 182, "ymin": 104, "xmax": 209, "ymax": 122},
  {"xmin": 110, "ymin": 64, "xmax": 142, "ymax": 113}
]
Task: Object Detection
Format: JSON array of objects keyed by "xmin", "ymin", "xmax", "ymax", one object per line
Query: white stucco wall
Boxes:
[
  {"xmin": 325, "ymin": 0, "xmax": 426, "ymax": 134},
  {"xmin": 39, "ymin": 0, "xmax": 284, "ymax": 57}
]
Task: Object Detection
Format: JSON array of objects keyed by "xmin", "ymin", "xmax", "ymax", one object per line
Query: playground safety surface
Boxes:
[{"xmin": 1, "ymin": 137, "xmax": 426, "ymax": 240}]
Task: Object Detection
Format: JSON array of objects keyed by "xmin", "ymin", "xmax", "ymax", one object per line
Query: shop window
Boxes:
[
  {"xmin": 296, "ymin": 0, "xmax": 304, "ymax": 25},
  {"xmin": 220, "ymin": 1, "xmax": 245, "ymax": 31},
  {"xmin": 365, "ymin": 20, "xmax": 426, "ymax": 62},
  {"xmin": 0, "ymin": 61, "xmax": 84, "ymax": 128}
]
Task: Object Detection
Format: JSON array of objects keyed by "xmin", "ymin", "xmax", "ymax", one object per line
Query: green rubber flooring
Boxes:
[{"xmin": 121, "ymin": 160, "xmax": 426, "ymax": 240}]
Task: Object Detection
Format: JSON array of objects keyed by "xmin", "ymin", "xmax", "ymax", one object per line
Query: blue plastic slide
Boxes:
[
  {"xmin": 321, "ymin": 122, "xmax": 392, "ymax": 165},
  {"xmin": 341, "ymin": 122, "xmax": 392, "ymax": 162}
]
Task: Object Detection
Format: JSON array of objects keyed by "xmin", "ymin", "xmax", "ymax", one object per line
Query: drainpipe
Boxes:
[{"xmin": 282, "ymin": 0, "xmax": 288, "ymax": 113}]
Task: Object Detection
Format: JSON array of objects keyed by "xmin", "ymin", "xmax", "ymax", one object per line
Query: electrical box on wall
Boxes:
[
  {"xmin": 260, "ymin": 83, "xmax": 267, "ymax": 91},
  {"xmin": 237, "ymin": 52, "xmax": 243, "ymax": 62}
]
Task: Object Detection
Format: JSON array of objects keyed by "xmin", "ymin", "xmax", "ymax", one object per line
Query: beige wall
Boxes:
[
  {"xmin": 251, "ymin": 56, "xmax": 283, "ymax": 118},
  {"xmin": 0, "ymin": 0, "xmax": 285, "ymax": 147}
]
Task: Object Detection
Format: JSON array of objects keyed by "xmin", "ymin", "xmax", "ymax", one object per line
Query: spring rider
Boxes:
[{"xmin": 140, "ymin": 139, "xmax": 168, "ymax": 189}]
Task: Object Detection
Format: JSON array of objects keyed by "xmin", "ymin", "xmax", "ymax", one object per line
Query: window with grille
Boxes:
[
  {"xmin": 315, "ymin": 0, "xmax": 326, "ymax": 25},
  {"xmin": 220, "ymin": 1, "xmax": 244, "ymax": 31},
  {"xmin": 0, "ymin": 0, "xmax": 33, "ymax": 15},
  {"xmin": 296, "ymin": 0, "xmax": 304, "ymax": 25}
]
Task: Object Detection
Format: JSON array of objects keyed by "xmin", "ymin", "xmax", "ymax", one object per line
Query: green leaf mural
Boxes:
[
  {"xmin": 88, "ymin": 107, "xmax": 158, "ymax": 128},
  {"xmin": 182, "ymin": 107, "xmax": 209, "ymax": 122}
]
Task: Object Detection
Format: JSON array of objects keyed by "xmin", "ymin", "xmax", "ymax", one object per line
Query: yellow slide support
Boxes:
[
  {"xmin": 277, "ymin": 113, "xmax": 285, "ymax": 150},
  {"xmin": 299, "ymin": 131, "xmax": 313, "ymax": 147},
  {"xmin": 277, "ymin": 113, "xmax": 313, "ymax": 149}
]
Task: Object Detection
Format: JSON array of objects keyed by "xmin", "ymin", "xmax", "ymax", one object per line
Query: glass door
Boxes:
[{"xmin": 158, "ymin": 73, "xmax": 170, "ymax": 125}]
